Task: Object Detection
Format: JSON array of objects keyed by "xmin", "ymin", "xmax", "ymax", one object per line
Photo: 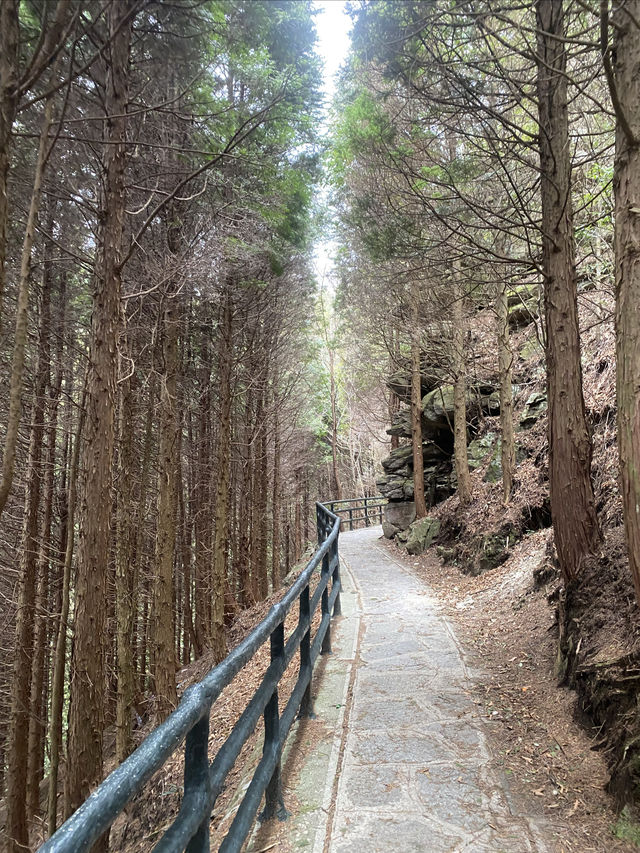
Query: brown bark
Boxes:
[
  {"xmin": 5, "ymin": 271, "xmax": 50, "ymax": 853},
  {"xmin": 152, "ymin": 286, "xmax": 180, "ymax": 720},
  {"xmin": 133, "ymin": 369, "xmax": 156, "ymax": 686},
  {"xmin": 193, "ymin": 335, "xmax": 212, "ymax": 654},
  {"xmin": 47, "ymin": 380, "xmax": 85, "ymax": 836},
  {"xmin": 608, "ymin": 0, "xmax": 640, "ymax": 601},
  {"xmin": 115, "ymin": 360, "xmax": 137, "ymax": 761},
  {"xmin": 410, "ymin": 279, "xmax": 428, "ymax": 518},
  {"xmin": 329, "ymin": 346, "xmax": 343, "ymax": 500},
  {"xmin": 65, "ymin": 0, "xmax": 133, "ymax": 826},
  {"xmin": 211, "ymin": 289, "xmax": 233, "ymax": 662},
  {"xmin": 0, "ymin": 72, "xmax": 57, "ymax": 519},
  {"xmin": 271, "ymin": 372, "xmax": 282, "ymax": 592},
  {"xmin": 179, "ymin": 448, "xmax": 195, "ymax": 664},
  {"xmin": 497, "ymin": 281, "xmax": 515, "ymax": 503},
  {"xmin": 256, "ymin": 397, "xmax": 269, "ymax": 600},
  {"xmin": 237, "ymin": 392, "xmax": 254, "ymax": 608},
  {"xmin": 27, "ymin": 223, "xmax": 60, "ymax": 819},
  {"xmin": 0, "ymin": 0, "xmax": 19, "ymax": 331},
  {"xmin": 452, "ymin": 279, "xmax": 471, "ymax": 506},
  {"xmin": 536, "ymin": 0, "xmax": 599, "ymax": 582}
]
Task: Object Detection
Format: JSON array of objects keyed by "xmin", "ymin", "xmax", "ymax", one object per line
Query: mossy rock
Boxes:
[
  {"xmin": 422, "ymin": 384, "xmax": 500, "ymax": 433},
  {"xmin": 519, "ymin": 335, "xmax": 543, "ymax": 362},
  {"xmin": 520, "ymin": 391, "xmax": 547, "ymax": 429},
  {"xmin": 406, "ymin": 517, "xmax": 441, "ymax": 555},
  {"xmin": 507, "ymin": 283, "xmax": 538, "ymax": 307},
  {"xmin": 381, "ymin": 443, "xmax": 414, "ymax": 473},
  {"xmin": 384, "ymin": 501, "xmax": 416, "ymax": 531},
  {"xmin": 508, "ymin": 299, "xmax": 538, "ymax": 330},
  {"xmin": 484, "ymin": 442, "xmax": 528, "ymax": 484},
  {"xmin": 477, "ymin": 528, "xmax": 517, "ymax": 573},
  {"xmin": 467, "ymin": 432, "xmax": 498, "ymax": 470},
  {"xmin": 396, "ymin": 529, "xmax": 410, "ymax": 546}
]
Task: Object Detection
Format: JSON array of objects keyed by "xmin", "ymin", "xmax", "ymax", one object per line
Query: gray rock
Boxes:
[
  {"xmin": 405, "ymin": 517, "xmax": 441, "ymax": 555},
  {"xmin": 382, "ymin": 521, "xmax": 398, "ymax": 539},
  {"xmin": 384, "ymin": 501, "xmax": 416, "ymax": 531},
  {"xmin": 467, "ymin": 432, "xmax": 498, "ymax": 470},
  {"xmin": 507, "ymin": 283, "xmax": 538, "ymax": 307},
  {"xmin": 520, "ymin": 390, "xmax": 547, "ymax": 429},
  {"xmin": 381, "ymin": 444, "xmax": 414, "ymax": 473},
  {"xmin": 484, "ymin": 390, "xmax": 501, "ymax": 414},
  {"xmin": 484, "ymin": 442, "xmax": 528, "ymax": 483},
  {"xmin": 422, "ymin": 385, "xmax": 456, "ymax": 428},
  {"xmin": 422, "ymin": 384, "xmax": 499, "ymax": 433},
  {"xmin": 508, "ymin": 299, "xmax": 538, "ymax": 330}
]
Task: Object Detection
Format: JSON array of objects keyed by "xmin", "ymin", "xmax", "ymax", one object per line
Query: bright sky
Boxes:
[
  {"xmin": 312, "ymin": 0, "xmax": 353, "ymax": 286},
  {"xmin": 313, "ymin": 0, "xmax": 353, "ymax": 103}
]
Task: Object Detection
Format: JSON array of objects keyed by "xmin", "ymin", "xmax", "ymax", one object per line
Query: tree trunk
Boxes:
[
  {"xmin": 410, "ymin": 279, "xmax": 427, "ymax": 518},
  {"xmin": 211, "ymin": 289, "xmax": 233, "ymax": 663},
  {"xmin": 65, "ymin": 1, "xmax": 132, "ymax": 827},
  {"xmin": 0, "ymin": 71, "xmax": 56, "ymax": 519},
  {"xmin": 256, "ymin": 397, "xmax": 269, "ymax": 600},
  {"xmin": 609, "ymin": 0, "xmax": 640, "ymax": 601},
  {"xmin": 0, "ymin": 0, "xmax": 19, "ymax": 332},
  {"xmin": 497, "ymin": 280, "xmax": 515, "ymax": 503},
  {"xmin": 237, "ymin": 391, "xmax": 253, "ymax": 608},
  {"xmin": 47, "ymin": 380, "xmax": 85, "ymax": 836},
  {"xmin": 179, "ymin": 447, "xmax": 195, "ymax": 664},
  {"xmin": 536, "ymin": 0, "xmax": 599, "ymax": 582},
  {"xmin": 5, "ymin": 276, "xmax": 50, "ymax": 853},
  {"xmin": 452, "ymin": 278, "xmax": 471, "ymax": 505},
  {"xmin": 27, "ymin": 224, "xmax": 59, "ymax": 819},
  {"xmin": 133, "ymin": 369, "xmax": 156, "ymax": 687},
  {"xmin": 193, "ymin": 336, "xmax": 211, "ymax": 655},
  {"xmin": 152, "ymin": 287, "xmax": 180, "ymax": 720},
  {"xmin": 329, "ymin": 347, "xmax": 342, "ymax": 499},
  {"xmin": 115, "ymin": 360, "xmax": 137, "ymax": 761},
  {"xmin": 271, "ymin": 369, "xmax": 282, "ymax": 592}
]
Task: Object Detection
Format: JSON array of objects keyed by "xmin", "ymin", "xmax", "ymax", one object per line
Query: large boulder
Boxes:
[
  {"xmin": 422, "ymin": 384, "xmax": 499, "ymax": 433},
  {"xmin": 467, "ymin": 432, "xmax": 498, "ymax": 470},
  {"xmin": 520, "ymin": 391, "xmax": 547, "ymax": 429},
  {"xmin": 384, "ymin": 501, "xmax": 416, "ymax": 531},
  {"xmin": 386, "ymin": 408, "xmax": 412, "ymax": 438},
  {"xmin": 405, "ymin": 516, "xmax": 441, "ymax": 555},
  {"xmin": 422, "ymin": 384, "xmax": 456, "ymax": 428},
  {"xmin": 381, "ymin": 443, "xmax": 413, "ymax": 474},
  {"xmin": 381, "ymin": 440, "xmax": 450, "ymax": 476},
  {"xmin": 507, "ymin": 283, "xmax": 539, "ymax": 307},
  {"xmin": 382, "ymin": 520, "xmax": 398, "ymax": 539},
  {"xmin": 508, "ymin": 299, "xmax": 538, "ymax": 330},
  {"xmin": 378, "ymin": 475, "xmax": 405, "ymax": 501},
  {"xmin": 387, "ymin": 364, "xmax": 449, "ymax": 403}
]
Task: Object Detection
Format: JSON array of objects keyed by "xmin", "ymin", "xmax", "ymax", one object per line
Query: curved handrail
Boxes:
[
  {"xmin": 323, "ymin": 495, "xmax": 386, "ymax": 531},
  {"xmin": 40, "ymin": 502, "xmax": 341, "ymax": 853}
]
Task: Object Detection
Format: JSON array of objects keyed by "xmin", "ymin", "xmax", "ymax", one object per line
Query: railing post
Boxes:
[
  {"xmin": 364, "ymin": 497, "xmax": 370, "ymax": 527},
  {"xmin": 184, "ymin": 715, "xmax": 212, "ymax": 853},
  {"xmin": 331, "ymin": 535, "xmax": 341, "ymax": 617},
  {"xmin": 348, "ymin": 505, "xmax": 353, "ymax": 531},
  {"xmin": 299, "ymin": 585, "xmax": 314, "ymax": 718},
  {"xmin": 318, "ymin": 510, "xmax": 332, "ymax": 655},
  {"xmin": 262, "ymin": 621, "xmax": 287, "ymax": 821}
]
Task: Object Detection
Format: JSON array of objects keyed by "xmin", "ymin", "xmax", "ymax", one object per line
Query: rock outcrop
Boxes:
[
  {"xmin": 380, "ymin": 281, "xmax": 540, "ymax": 549},
  {"xmin": 380, "ymin": 381, "xmax": 502, "ymax": 539}
]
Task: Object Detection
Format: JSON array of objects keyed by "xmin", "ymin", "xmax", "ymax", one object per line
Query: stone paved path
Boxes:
[{"xmin": 322, "ymin": 526, "xmax": 562, "ymax": 853}]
